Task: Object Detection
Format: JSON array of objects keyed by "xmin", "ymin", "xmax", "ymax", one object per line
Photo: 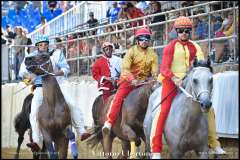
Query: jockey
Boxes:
[
  {"xmin": 151, "ymin": 16, "xmax": 226, "ymax": 159},
  {"xmin": 18, "ymin": 34, "xmax": 91, "ymax": 152},
  {"xmin": 92, "ymin": 42, "xmax": 122, "ymax": 102},
  {"xmin": 102, "ymin": 27, "xmax": 158, "ymax": 134}
]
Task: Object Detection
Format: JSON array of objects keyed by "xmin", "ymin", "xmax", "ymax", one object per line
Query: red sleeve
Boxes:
[
  {"xmin": 160, "ymin": 40, "xmax": 176, "ymax": 79},
  {"xmin": 92, "ymin": 60, "xmax": 102, "ymax": 82}
]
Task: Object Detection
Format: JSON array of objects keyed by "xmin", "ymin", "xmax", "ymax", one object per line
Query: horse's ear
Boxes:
[{"xmin": 193, "ymin": 58, "xmax": 198, "ymax": 67}]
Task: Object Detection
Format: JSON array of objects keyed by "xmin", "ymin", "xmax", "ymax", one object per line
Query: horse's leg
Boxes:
[
  {"xmin": 41, "ymin": 128, "xmax": 59, "ymax": 159},
  {"xmin": 117, "ymin": 140, "xmax": 130, "ymax": 159},
  {"xmin": 196, "ymin": 145, "xmax": 209, "ymax": 159},
  {"xmin": 102, "ymin": 131, "xmax": 114, "ymax": 159},
  {"xmin": 121, "ymin": 123, "xmax": 137, "ymax": 159},
  {"xmin": 39, "ymin": 142, "xmax": 48, "ymax": 159},
  {"xmin": 55, "ymin": 133, "xmax": 69, "ymax": 159},
  {"xmin": 14, "ymin": 131, "xmax": 25, "ymax": 159}
]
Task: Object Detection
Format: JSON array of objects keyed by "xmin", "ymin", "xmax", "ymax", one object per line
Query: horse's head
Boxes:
[
  {"xmin": 25, "ymin": 53, "xmax": 52, "ymax": 76},
  {"xmin": 185, "ymin": 58, "xmax": 213, "ymax": 112}
]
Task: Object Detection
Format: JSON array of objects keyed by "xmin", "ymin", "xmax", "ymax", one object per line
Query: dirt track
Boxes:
[{"xmin": 2, "ymin": 138, "xmax": 238, "ymax": 159}]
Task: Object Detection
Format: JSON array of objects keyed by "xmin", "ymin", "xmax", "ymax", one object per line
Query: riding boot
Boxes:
[{"xmin": 152, "ymin": 153, "xmax": 161, "ymax": 159}]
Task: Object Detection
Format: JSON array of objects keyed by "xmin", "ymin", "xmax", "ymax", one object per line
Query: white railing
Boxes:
[{"xmin": 28, "ymin": 1, "xmax": 104, "ymax": 44}]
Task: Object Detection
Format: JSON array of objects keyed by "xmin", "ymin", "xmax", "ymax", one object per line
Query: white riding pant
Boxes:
[{"xmin": 30, "ymin": 82, "xmax": 86, "ymax": 148}]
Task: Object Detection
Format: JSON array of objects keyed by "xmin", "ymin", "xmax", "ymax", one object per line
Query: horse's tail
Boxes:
[
  {"xmin": 86, "ymin": 95, "xmax": 104, "ymax": 148},
  {"xmin": 14, "ymin": 93, "xmax": 33, "ymax": 133}
]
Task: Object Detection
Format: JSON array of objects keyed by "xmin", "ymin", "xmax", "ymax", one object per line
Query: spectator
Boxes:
[
  {"xmin": 22, "ymin": 28, "xmax": 32, "ymax": 55},
  {"xmin": 118, "ymin": 2, "xmax": 144, "ymax": 28},
  {"xmin": 210, "ymin": 15, "xmax": 223, "ymax": 38},
  {"xmin": 55, "ymin": 37, "xmax": 66, "ymax": 57},
  {"xmin": 1, "ymin": 29, "xmax": 7, "ymax": 45},
  {"xmin": 149, "ymin": 1, "xmax": 166, "ymax": 45},
  {"xmin": 13, "ymin": 26, "xmax": 28, "ymax": 80},
  {"xmin": 5, "ymin": 25, "xmax": 16, "ymax": 44},
  {"xmin": 48, "ymin": 1, "xmax": 58, "ymax": 13},
  {"xmin": 192, "ymin": 9, "xmax": 209, "ymax": 59},
  {"xmin": 166, "ymin": 11, "xmax": 178, "ymax": 42},
  {"xmin": 106, "ymin": 2, "xmax": 121, "ymax": 24},
  {"xmin": 135, "ymin": 0, "xmax": 149, "ymax": 14},
  {"xmin": 214, "ymin": 11, "xmax": 234, "ymax": 63},
  {"xmin": 86, "ymin": 12, "xmax": 98, "ymax": 36}
]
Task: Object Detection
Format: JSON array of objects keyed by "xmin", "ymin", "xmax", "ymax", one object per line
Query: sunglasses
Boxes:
[
  {"xmin": 138, "ymin": 36, "xmax": 151, "ymax": 42},
  {"xmin": 176, "ymin": 28, "xmax": 192, "ymax": 34}
]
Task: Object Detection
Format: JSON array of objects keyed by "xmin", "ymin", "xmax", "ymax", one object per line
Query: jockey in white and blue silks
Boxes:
[{"xmin": 19, "ymin": 35, "xmax": 91, "ymax": 151}]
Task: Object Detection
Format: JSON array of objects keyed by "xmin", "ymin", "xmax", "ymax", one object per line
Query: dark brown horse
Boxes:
[
  {"xmin": 25, "ymin": 53, "xmax": 72, "ymax": 159},
  {"xmin": 14, "ymin": 92, "xmax": 48, "ymax": 159},
  {"xmin": 87, "ymin": 80, "xmax": 159, "ymax": 158}
]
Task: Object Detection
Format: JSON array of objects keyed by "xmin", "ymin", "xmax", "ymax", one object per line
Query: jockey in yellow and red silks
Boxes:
[
  {"xmin": 102, "ymin": 27, "xmax": 158, "ymax": 134},
  {"xmin": 150, "ymin": 16, "xmax": 225, "ymax": 159}
]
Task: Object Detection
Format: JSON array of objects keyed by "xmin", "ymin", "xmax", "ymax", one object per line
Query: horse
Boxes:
[
  {"xmin": 24, "ymin": 53, "xmax": 75, "ymax": 159},
  {"xmin": 14, "ymin": 92, "xmax": 48, "ymax": 159},
  {"xmin": 144, "ymin": 59, "xmax": 213, "ymax": 158},
  {"xmin": 87, "ymin": 79, "xmax": 159, "ymax": 159}
]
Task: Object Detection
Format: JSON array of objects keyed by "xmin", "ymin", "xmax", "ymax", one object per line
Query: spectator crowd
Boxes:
[{"xmin": 2, "ymin": 1, "xmax": 239, "ymax": 80}]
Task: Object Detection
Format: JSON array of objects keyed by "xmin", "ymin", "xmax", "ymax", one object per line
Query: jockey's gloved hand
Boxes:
[
  {"xmin": 171, "ymin": 76, "xmax": 183, "ymax": 87},
  {"xmin": 23, "ymin": 79, "xmax": 32, "ymax": 86}
]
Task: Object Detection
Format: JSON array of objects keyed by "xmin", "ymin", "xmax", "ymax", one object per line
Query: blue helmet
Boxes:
[{"xmin": 35, "ymin": 35, "xmax": 49, "ymax": 46}]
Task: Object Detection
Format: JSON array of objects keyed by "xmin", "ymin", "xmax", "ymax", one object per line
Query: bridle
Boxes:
[
  {"xmin": 27, "ymin": 57, "xmax": 56, "ymax": 77},
  {"xmin": 182, "ymin": 67, "xmax": 212, "ymax": 103}
]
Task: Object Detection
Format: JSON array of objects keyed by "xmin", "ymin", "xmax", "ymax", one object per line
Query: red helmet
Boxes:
[
  {"xmin": 102, "ymin": 42, "xmax": 113, "ymax": 49},
  {"xmin": 174, "ymin": 16, "xmax": 193, "ymax": 29},
  {"xmin": 135, "ymin": 28, "xmax": 152, "ymax": 38}
]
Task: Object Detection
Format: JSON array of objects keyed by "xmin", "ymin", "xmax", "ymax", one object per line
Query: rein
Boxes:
[{"xmin": 152, "ymin": 67, "xmax": 212, "ymax": 112}]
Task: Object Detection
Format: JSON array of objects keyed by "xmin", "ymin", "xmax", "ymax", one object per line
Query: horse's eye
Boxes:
[{"xmin": 193, "ymin": 78, "xmax": 198, "ymax": 84}]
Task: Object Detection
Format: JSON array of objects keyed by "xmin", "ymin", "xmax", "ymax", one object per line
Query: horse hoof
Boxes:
[{"xmin": 102, "ymin": 127, "xmax": 110, "ymax": 136}]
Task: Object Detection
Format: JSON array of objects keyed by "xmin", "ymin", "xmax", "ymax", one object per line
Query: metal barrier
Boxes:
[
  {"xmin": 28, "ymin": 1, "xmax": 104, "ymax": 43},
  {"xmin": 5, "ymin": 1, "xmax": 239, "ymax": 82}
]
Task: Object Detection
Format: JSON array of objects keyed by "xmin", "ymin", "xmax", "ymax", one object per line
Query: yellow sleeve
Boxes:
[
  {"xmin": 120, "ymin": 47, "xmax": 135, "ymax": 81},
  {"xmin": 151, "ymin": 52, "xmax": 159, "ymax": 79},
  {"xmin": 224, "ymin": 17, "xmax": 238, "ymax": 36},
  {"xmin": 192, "ymin": 41, "xmax": 205, "ymax": 60}
]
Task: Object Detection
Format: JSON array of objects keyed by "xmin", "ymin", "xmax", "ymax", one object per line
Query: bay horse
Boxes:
[
  {"xmin": 144, "ymin": 59, "xmax": 213, "ymax": 158},
  {"xmin": 24, "ymin": 53, "xmax": 75, "ymax": 159},
  {"xmin": 87, "ymin": 79, "xmax": 159, "ymax": 159}
]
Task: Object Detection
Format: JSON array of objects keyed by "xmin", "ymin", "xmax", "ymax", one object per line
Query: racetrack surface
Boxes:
[{"xmin": 2, "ymin": 138, "xmax": 238, "ymax": 159}]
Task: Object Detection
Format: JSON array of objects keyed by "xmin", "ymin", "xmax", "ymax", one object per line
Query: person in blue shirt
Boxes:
[
  {"xmin": 19, "ymin": 34, "xmax": 91, "ymax": 151},
  {"xmin": 106, "ymin": 1, "xmax": 121, "ymax": 24}
]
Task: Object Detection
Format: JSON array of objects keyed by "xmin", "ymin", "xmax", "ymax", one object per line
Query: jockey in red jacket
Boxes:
[
  {"xmin": 92, "ymin": 42, "xmax": 122, "ymax": 102},
  {"xmin": 151, "ymin": 16, "xmax": 226, "ymax": 159},
  {"xmin": 102, "ymin": 27, "xmax": 158, "ymax": 134}
]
